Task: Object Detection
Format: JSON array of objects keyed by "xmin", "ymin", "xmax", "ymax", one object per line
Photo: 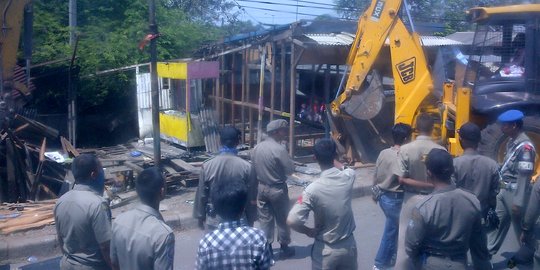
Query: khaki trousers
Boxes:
[
  {"xmin": 311, "ymin": 235, "xmax": 358, "ymax": 270},
  {"xmin": 257, "ymin": 183, "xmax": 291, "ymax": 245}
]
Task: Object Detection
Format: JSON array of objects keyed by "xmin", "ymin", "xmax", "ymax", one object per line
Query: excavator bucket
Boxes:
[{"xmin": 341, "ymin": 71, "xmax": 385, "ymax": 120}]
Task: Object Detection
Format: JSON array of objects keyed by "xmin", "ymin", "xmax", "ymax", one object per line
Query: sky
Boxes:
[{"xmin": 232, "ymin": 0, "xmax": 340, "ymax": 26}]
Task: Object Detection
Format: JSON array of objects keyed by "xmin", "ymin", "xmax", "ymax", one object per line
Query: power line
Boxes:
[
  {"xmin": 238, "ymin": 4, "xmax": 324, "ymax": 17},
  {"xmin": 237, "ymin": 0, "xmax": 353, "ymax": 12}
]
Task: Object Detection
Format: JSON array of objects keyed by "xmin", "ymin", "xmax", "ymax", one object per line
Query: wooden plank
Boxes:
[
  {"xmin": 169, "ymin": 159, "xmax": 200, "ymax": 174},
  {"xmin": 14, "ymin": 114, "xmax": 59, "ymax": 139},
  {"xmin": 14, "ymin": 123, "xmax": 30, "ymax": 133},
  {"xmin": 30, "ymin": 138, "xmax": 47, "ymax": 200},
  {"xmin": 124, "ymin": 161, "xmax": 144, "ymax": 173},
  {"xmin": 5, "ymin": 138, "xmax": 18, "ymax": 202}
]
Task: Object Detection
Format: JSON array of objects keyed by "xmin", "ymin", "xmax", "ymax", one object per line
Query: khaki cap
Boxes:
[{"xmin": 266, "ymin": 119, "xmax": 289, "ymax": 133}]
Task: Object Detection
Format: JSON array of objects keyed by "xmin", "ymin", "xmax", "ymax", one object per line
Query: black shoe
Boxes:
[{"xmin": 280, "ymin": 245, "xmax": 295, "ymax": 259}]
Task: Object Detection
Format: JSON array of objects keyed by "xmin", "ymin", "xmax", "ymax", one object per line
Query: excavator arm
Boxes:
[
  {"xmin": 331, "ymin": 0, "xmax": 402, "ymax": 117},
  {"xmin": 0, "ymin": 0, "xmax": 32, "ymax": 106}
]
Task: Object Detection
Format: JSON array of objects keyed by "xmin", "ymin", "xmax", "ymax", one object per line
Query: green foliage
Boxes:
[
  {"xmin": 30, "ymin": 0, "xmax": 240, "ymax": 113},
  {"xmin": 333, "ymin": 0, "xmax": 370, "ymax": 20}
]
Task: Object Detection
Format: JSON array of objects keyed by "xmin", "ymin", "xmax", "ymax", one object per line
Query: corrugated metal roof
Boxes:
[
  {"xmin": 419, "ymin": 36, "xmax": 464, "ymax": 47},
  {"xmin": 304, "ymin": 32, "xmax": 463, "ymax": 47},
  {"xmin": 303, "ymin": 33, "xmax": 355, "ymax": 46}
]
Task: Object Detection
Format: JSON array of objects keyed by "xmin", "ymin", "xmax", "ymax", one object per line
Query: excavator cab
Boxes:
[
  {"xmin": 464, "ymin": 5, "xmax": 540, "ymax": 116},
  {"xmin": 461, "ymin": 5, "xmax": 540, "ymax": 177}
]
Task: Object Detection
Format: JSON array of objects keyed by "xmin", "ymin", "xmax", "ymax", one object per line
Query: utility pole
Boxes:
[
  {"xmin": 68, "ymin": 0, "xmax": 77, "ymax": 146},
  {"xmin": 149, "ymin": 0, "xmax": 161, "ymax": 167}
]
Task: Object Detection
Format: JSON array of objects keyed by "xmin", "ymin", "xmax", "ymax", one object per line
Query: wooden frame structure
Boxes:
[{"xmin": 200, "ymin": 21, "xmax": 355, "ymax": 156}]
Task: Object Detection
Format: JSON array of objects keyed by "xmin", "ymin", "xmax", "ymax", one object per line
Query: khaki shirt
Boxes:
[
  {"xmin": 394, "ymin": 135, "xmax": 446, "ymax": 192},
  {"xmin": 405, "ymin": 186, "xmax": 489, "ymax": 266},
  {"xmin": 453, "ymin": 149, "xmax": 500, "ymax": 213},
  {"xmin": 193, "ymin": 153, "xmax": 257, "ymax": 227},
  {"xmin": 374, "ymin": 146, "xmax": 402, "ymax": 192},
  {"xmin": 500, "ymin": 132, "xmax": 536, "ymax": 208},
  {"xmin": 251, "ymin": 137, "xmax": 295, "ymax": 186},
  {"xmin": 287, "ymin": 167, "xmax": 356, "ymax": 244},
  {"xmin": 111, "ymin": 204, "xmax": 174, "ymax": 270},
  {"xmin": 54, "ymin": 184, "xmax": 112, "ymax": 268}
]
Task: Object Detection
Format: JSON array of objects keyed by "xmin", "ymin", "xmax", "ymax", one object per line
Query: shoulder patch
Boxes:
[{"xmin": 297, "ymin": 195, "xmax": 302, "ymax": 204}]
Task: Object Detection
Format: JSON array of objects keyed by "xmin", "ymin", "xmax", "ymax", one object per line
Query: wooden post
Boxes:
[
  {"xmin": 280, "ymin": 42, "xmax": 286, "ymax": 114},
  {"xmin": 231, "ymin": 53, "xmax": 236, "ymax": 127},
  {"xmin": 289, "ymin": 43, "xmax": 296, "ymax": 157},
  {"xmin": 241, "ymin": 46, "xmax": 247, "ymax": 143},
  {"xmin": 324, "ymin": 64, "xmax": 331, "ymax": 138},
  {"xmin": 270, "ymin": 42, "xmax": 276, "ymax": 121},
  {"xmin": 247, "ymin": 49, "xmax": 254, "ymax": 147},
  {"xmin": 220, "ymin": 55, "xmax": 225, "ymax": 126},
  {"xmin": 257, "ymin": 45, "xmax": 266, "ymax": 143}
]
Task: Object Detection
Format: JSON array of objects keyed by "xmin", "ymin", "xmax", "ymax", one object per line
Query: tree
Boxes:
[{"xmin": 333, "ymin": 0, "xmax": 370, "ymax": 20}]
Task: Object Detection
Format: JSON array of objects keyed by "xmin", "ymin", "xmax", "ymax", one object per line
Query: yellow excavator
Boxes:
[
  {"xmin": 0, "ymin": 0, "xmax": 33, "ymax": 110},
  {"xmin": 330, "ymin": 0, "xmax": 540, "ymax": 175}
]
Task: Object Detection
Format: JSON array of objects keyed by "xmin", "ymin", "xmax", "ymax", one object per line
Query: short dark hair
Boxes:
[
  {"xmin": 313, "ymin": 138, "xmax": 337, "ymax": 165},
  {"xmin": 416, "ymin": 113, "xmax": 435, "ymax": 134},
  {"xmin": 220, "ymin": 127, "xmax": 241, "ymax": 148},
  {"xmin": 72, "ymin": 154, "xmax": 100, "ymax": 183},
  {"xmin": 392, "ymin": 123, "xmax": 412, "ymax": 145},
  {"xmin": 516, "ymin": 119, "xmax": 523, "ymax": 129},
  {"xmin": 211, "ymin": 178, "xmax": 247, "ymax": 221},
  {"xmin": 136, "ymin": 167, "xmax": 165, "ymax": 203},
  {"xmin": 425, "ymin": 149, "xmax": 454, "ymax": 182}
]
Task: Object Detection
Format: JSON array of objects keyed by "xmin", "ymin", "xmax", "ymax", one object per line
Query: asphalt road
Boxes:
[{"xmin": 12, "ymin": 196, "xmax": 531, "ymax": 270}]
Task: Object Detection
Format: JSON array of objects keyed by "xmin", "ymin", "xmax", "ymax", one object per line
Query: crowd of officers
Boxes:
[{"xmin": 52, "ymin": 108, "xmax": 539, "ymax": 270}]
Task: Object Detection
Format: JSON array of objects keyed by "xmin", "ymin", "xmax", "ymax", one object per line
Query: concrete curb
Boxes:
[{"xmin": 0, "ymin": 183, "xmax": 372, "ymax": 263}]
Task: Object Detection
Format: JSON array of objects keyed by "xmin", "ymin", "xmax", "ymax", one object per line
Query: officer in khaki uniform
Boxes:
[
  {"xmin": 287, "ymin": 139, "xmax": 357, "ymax": 270},
  {"xmin": 521, "ymin": 176, "xmax": 540, "ymax": 269},
  {"xmin": 453, "ymin": 122, "xmax": 499, "ymax": 215},
  {"xmin": 406, "ymin": 149, "xmax": 491, "ymax": 270},
  {"xmin": 54, "ymin": 154, "xmax": 113, "ymax": 270},
  {"xmin": 111, "ymin": 167, "xmax": 175, "ymax": 270},
  {"xmin": 452, "ymin": 122, "xmax": 499, "ymax": 268},
  {"xmin": 252, "ymin": 119, "xmax": 296, "ymax": 258},
  {"xmin": 487, "ymin": 110, "xmax": 536, "ymax": 264},
  {"xmin": 193, "ymin": 127, "xmax": 257, "ymax": 230},
  {"xmin": 393, "ymin": 114, "xmax": 446, "ymax": 269}
]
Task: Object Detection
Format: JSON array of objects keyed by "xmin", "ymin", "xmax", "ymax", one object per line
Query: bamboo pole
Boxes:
[
  {"xmin": 270, "ymin": 42, "xmax": 276, "ymax": 121},
  {"xmin": 247, "ymin": 49, "xmax": 254, "ymax": 147},
  {"xmin": 289, "ymin": 43, "xmax": 296, "ymax": 156},
  {"xmin": 231, "ymin": 53, "xmax": 236, "ymax": 127},
  {"xmin": 241, "ymin": 46, "xmax": 247, "ymax": 144},
  {"xmin": 280, "ymin": 42, "xmax": 286, "ymax": 114}
]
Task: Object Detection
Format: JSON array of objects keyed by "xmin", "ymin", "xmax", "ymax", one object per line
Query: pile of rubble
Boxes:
[{"xmin": 0, "ymin": 115, "xmax": 204, "ymax": 234}]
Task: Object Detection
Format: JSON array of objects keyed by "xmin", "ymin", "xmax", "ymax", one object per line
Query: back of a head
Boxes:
[
  {"xmin": 211, "ymin": 178, "xmax": 247, "ymax": 221},
  {"xmin": 392, "ymin": 123, "xmax": 412, "ymax": 145},
  {"xmin": 72, "ymin": 154, "xmax": 100, "ymax": 183},
  {"xmin": 136, "ymin": 167, "xmax": 165, "ymax": 203},
  {"xmin": 313, "ymin": 138, "xmax": 337, "ymax": 166},
  {"xmin": 220, "ymin": 127, "xmax": 241, "ymax": 148},
  {"xmin": 415, "ymin": 113, "xmax": 435, "ymax": 134},
  {"xmin": 425, "ymin": 149, "xmax": 454, "ymax": 182},
  {"xmin": 458, "ymin": 122, "xmax": 481, "ymax": 148}
]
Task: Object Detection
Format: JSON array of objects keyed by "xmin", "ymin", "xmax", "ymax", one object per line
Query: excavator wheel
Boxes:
[{"xmin": 479, "ymin": 115, "xmax": 540, "ymax": 180}]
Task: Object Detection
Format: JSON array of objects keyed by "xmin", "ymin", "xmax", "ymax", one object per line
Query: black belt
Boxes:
[
  {"xmin": 404, "ymin": 189, "xmax": 431, "ymax": 195},
  {"xmin": 425, "ymin": 252, "xmax": 467, "ymax": 262}
]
